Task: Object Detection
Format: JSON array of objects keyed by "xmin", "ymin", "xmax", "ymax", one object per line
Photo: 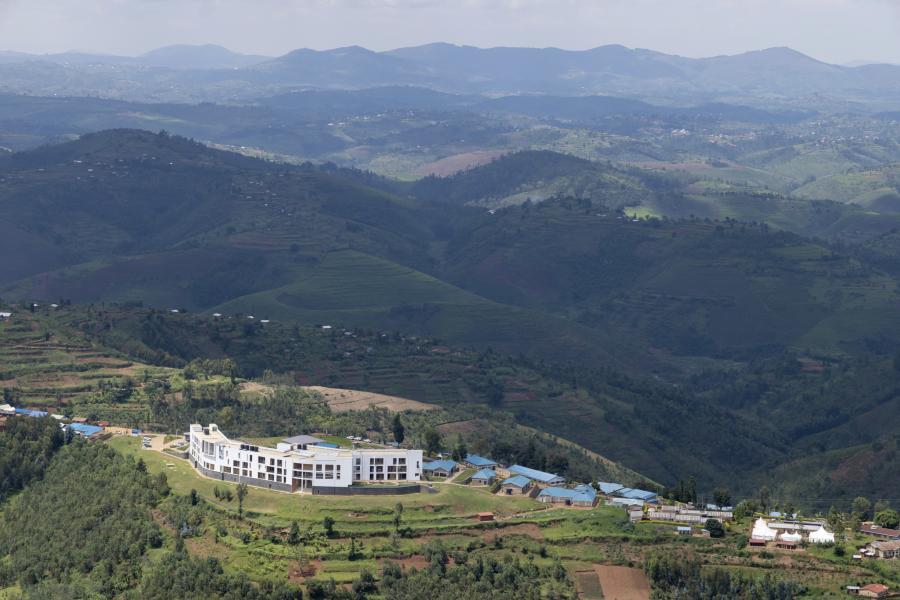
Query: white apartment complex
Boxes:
[{"xmin": 189, "ymin": 424, "xmax": 423, "ymax": 494}]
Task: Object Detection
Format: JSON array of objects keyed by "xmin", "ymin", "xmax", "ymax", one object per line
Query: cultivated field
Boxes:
[{"xmin": 595, "ymin": 565, "xmax": 651, "ymax": 600}]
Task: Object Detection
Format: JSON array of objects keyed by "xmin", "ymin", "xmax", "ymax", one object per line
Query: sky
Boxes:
[{"xmin": 0, "ymin": 0, "xmax": 899, "ymax": 65}]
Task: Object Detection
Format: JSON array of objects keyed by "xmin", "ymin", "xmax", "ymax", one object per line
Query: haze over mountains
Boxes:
[{"xmin": 3, "ymin": 42, "xmax": 900, "ymax": 109}]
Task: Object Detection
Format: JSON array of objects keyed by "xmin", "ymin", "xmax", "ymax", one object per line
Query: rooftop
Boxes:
[
  {"xmin": 471, "ymin": 468, "xmax": 497, "ymax": 480},
  {"xmin": 464, "ymin": 454, "xmax": 498, "ymax": 467},
  {"xmin": 616, "ymin": 487, "xmax": 657, "ymax": 501},
  {"xmin": 423, "ymin": 459, "xmax": 457, "ymax": 472},
  {"xmin": 538, "ymin": 484, "xmax": 597, "ymax": 503},
  {"xmin": 68, "ymin": 423, "xmax": 103, "ymax": 437},
  {"xmin": 598, "ymin": 481, "xmax": 624, "ymax": 494},
  {"xmin": 502, "ymin": 475, "xmax": 531, "ymax": 488},
  {"xmin": 507, "ymin": 464, "xmax": 562, "ymax": 484}
]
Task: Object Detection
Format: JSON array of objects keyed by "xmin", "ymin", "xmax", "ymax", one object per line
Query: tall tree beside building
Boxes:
[{"xmin": 392, "ymin": 414, "xmax": 405, "ymax": 444}]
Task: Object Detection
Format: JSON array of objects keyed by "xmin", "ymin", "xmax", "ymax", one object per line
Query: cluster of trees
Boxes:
[
  {"xmin": 645, "ymin": 553, "xmax": 804, "ymax": 599},
  {"xmin": 0, "ymin": 416, "xmax": 64, "ymax": 501},
  {"xmin": 0, "ymin": 441, "xmax": 169, "ymax": 595}
]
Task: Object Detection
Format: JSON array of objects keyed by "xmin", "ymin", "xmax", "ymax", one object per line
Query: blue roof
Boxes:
[
  {"xmin": 598, "ymin": 481, "xmax": 624, "ymax": 494},
  {"xmin": 538, "ymin": 485, "xmax": 597, "ymax": 503},
  {"xmin": 610, "ymin": 497, "xmax": 645, "ymax": 507},
  {"xmin": 507, "ymin": 464, "xmax": 563, "ymax": 484},
  {"xmin": 706, "ymin": 504, "xmax": 733, "ymax": 511},
  {"xmin": 68, "ymin": 423, "xmax": 103, "ymax": 437},
  {"xmin": 464, "ymin": 454, "xmax": 498, "ymax": 467},
  {"xmin": 313, "ymin": 442, "xmax": 339, "ymax": 449},
  {"xmin": 423, "ymin": 460, "xmax": 457, "ymax": 472},
  {"xmin": 15, "ymin": 408, "xmax": 48, "ymax": 417},
  {"xmin": 502, "ymin": 475, "xmax": 531, "ymax": 488},
  {"xmin": 617, "ymin": 488, "xmax": 657, "ymax": 501},
  {"xmin": 471, "ymin": 468, "xmax": 496, "ymax": 481}
]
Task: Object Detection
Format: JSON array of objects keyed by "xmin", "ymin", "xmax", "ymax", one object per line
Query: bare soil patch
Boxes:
[
  {"xmin": 240, "ymin": 381, "xmax": 275, "ymax": 396},
  {"xmin": 594, "ymin": 565, "xmax": 650, "ymax": 600},
  {"xmin": 305, "ymin": 386, "xmax": 436, "ymax": 413}
]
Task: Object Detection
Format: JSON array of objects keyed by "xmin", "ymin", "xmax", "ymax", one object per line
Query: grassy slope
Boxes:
[{"xmin": 104, "ymin": 434, "xmax": 900, "ymax": 596}]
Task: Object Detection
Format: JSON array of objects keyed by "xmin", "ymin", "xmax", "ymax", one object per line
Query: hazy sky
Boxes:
[{"xmin": 1, "ymin": 0, "xmax": 898, "ymax": 64}]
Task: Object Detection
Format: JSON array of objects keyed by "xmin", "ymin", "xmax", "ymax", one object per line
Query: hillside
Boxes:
[{"xmin": 3, "ymin": 133, "xmax": 900, "ymax": 500}]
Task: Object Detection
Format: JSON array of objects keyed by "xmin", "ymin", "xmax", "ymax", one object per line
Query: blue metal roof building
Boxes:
[
  {"xmin": 15, "ymin": 408, "xmax": 49, "ymax": 418},
  {"xmin": 507, "ymin": 464, "xmax": 564, "ymax": 485},
  {"xmin": 471, "ymin": 468, "xmax": 497, "ymax": 483},
  {"xmin": 598, "ymin": 481, "xmax": 624, "ymax": 495},
  {"xmin": 538, "ymin": 484, "xmax": 598, "ymax": 506},
  {"xmin": 616, "ymin": 488, "xmax": 658, "ymax": 502},
  {"xmin": 423, "ymin": 459, "xmax": 458, "ymax": 473},
  {"xmin": 464, "ymin": 454, "xmax": 498, "ymax": 468},
  {"xmin": 68, "ymin": 423, "xmax": 103, "ymax": 437},
  {"xmin": 501, "ymin": 475, "xmax": 531, "ymax": 488}
]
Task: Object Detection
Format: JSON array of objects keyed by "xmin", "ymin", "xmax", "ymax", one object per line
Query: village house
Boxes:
[
  {"xmin": 189, "ymin": 424, "xmax": 422, "ymax": 493},
  {"xmin": 597, "ymin": 481, "xmax": 624, "ymax": 495},
  {"xmin": 0, "ymin": 311, "xmax": 12, "ymax": 321},
  {"xmin": 470, "ymin": 468, "xmax": 497, "ymax": 486},
  {"xmin": 537, "ymin": 484, "xmax": 598, "ymax": 507},
  {"xmin": 422, "ymin": 459, "xmax": 458, "ymax": 478},
  {"xmin": 869, "ymin": 540, "xmax": 900, "ymax": 559},
  {"xmin": 505, "ymin": 465, "xmax": 564, "ymax": 487},
  {"xmin": 858, "ymin": 583, "xmax": 891, "ymax": 599},
  {"xmin": 67, "ymin": 423, "xmax": 104, "ymax": 438},
  {"xmin": 500, "ymin": 475, "xmax": 532, "ymax": 495},
  {"xmin": 614, "ymin": 487, "xmax": 658, "ymax": 503},
  {"xmin": 860, "ymin": 524, "xmax": 900, "ymax": 540},
  {"xmin": 464, "ymin": 454, "xmax": 499, "ymax": 469}
]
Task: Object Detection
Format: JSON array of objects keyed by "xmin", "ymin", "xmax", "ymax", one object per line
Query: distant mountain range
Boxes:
[{"xmin": 2, "ymin": 43, "xmax": 900, "ymax": 109}]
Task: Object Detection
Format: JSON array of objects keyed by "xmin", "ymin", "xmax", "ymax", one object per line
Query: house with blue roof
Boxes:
[
  {"xmin": 68, "ymin": 423, "xmax": 104, "ymax": 438},
  {"xmin": 506, "ymin": 465, "xmax": 564, "ymax": 486},
  {"xmin": 598, "ymin": 481, "xmax": 624, "ymax": 495},
  {"xmin": 500, "ymin": 475, "xmax": 532, "ymax": 495},
  {"xmin": 470, "ymin": 468, "xmax": 497, "ymax": 486},
  {"xmin": 464, "ymin": 454, "xmax": 499, "ymax": 469},
  {"xmin": 538, "ymin": 484, "xmax": 598, "ymax": 507},
  {"xmin": 610, "ymin": 497, "xmax": 645, "ymax": 508},
  {"xmin": 615, "ymin": 488, "xmax": 658, "ymax": 502},
  {"xmin": 422, "ymin": 459, "xmax": 458, "ymax": 478},
  {"xmin": 14, "ymin": 408, "xmax": 48, "ymax": 418}
]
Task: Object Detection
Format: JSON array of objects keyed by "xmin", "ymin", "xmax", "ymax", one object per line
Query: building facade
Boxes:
[{"xmin": 189, "ymin": 424, "xmax": 422, "ymax": 493}]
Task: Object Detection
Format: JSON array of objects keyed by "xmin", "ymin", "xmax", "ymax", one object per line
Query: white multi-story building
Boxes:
[{"xmin": 188, "ymin": 424, "xmax": 423, "ymax": 494}]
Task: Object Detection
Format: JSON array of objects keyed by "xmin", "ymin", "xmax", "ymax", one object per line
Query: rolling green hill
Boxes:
[{"xmin": 4, "ymin": 131, "xmax": 900, "ymax": 502}]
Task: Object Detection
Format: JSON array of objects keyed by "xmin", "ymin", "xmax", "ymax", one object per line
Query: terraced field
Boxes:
[{"xmin": 0, "ymin": 310, "xmax": 174, "ymax": 418}]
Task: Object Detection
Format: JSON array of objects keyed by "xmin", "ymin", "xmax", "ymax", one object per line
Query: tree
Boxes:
[
  {"xmin": 352, "ymin": 569, "xmax": 377, "ymax": 599},
  {"xmin": 713, "ymin": 488, "xmax": 732, "ymax": 508},
  {"xmin": 288, "ymin": 521, "xmax": 301, "ymax": 545},
  {"xmin": 875, "ymin": 509, "xmax": 899, "ymax": 529},
  {"xmin": 852, "ymin": 497, "xmax": 872, "ymax": 520},
  {"xmin": 451, "ymin": 441, "xmax": 468, "ymax": 462},
  {"xmin": 705, "ymin": 518, "xmax": 725, "ymax": 538},
  {"xmin": 393, "ymin": 502, "xmax": 404, "ymax": 531},
  {"xmin": 758, "ymin": 486, "xmax": 771, "ymax": 513},
  {"xmin": 236, "ymin": 483, "xmax": 248, "ymax": 518},
  {"xmin": 424, "ymin": 427, "xmax": 442, "ymax": 456},
  {"xmin": 392, "ymin": 414, "xmax": 405, "ymax": 444},
  {"xmin": 323, "ymin": 516, "xmax": 336, "ymax": 538}
]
